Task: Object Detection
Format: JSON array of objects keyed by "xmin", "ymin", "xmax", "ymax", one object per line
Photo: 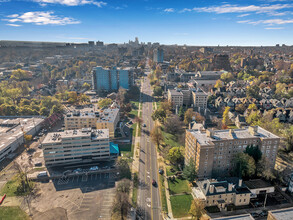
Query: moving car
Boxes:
[
  {"xmin": 143, "ymin": 124, "xmax": 146, "ymax": 127},
  {"xmin": 152, "ymin": 179, "xmax": 156, "ymax": 186}
]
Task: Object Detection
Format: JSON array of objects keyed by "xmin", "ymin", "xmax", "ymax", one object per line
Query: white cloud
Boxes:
[
  {"xmin": 238, "ymin": 18, "xmax": 293, "ymax": 25},
  {"xmin": 7, "ymin": 14, "xmax": 19, "ymax": 18},
  {"xmin": 164, "ymin": 8, "xmax": 174, "ymax": 13},
  {"xmin": 6, "ymin": 23, "xmax": 21, "ymax": 27},
  {"xmin": 183, "ymin": 4, "xmax": 293, "ymax": 14},
  {"xmin": 237, "ymin": 13, "xmax": 250, "ymax": 17},
  {"xmin": 265, "ymin": 27, "xmax": 285, "ymax": 29},
  {"xmin": 33, "ymin": 0, "xmax": 107, "ymax": 7},
  {"xmin": 5, "ymin": 11, "xmax": 80, "ymax": 25}
]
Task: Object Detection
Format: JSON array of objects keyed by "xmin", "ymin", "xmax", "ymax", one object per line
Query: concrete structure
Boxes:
[
  {"xmin": 153, "ymin": 47, "xmax": 164, "ymax": 63},
  {"xmin": 268, "ymin": 207, "xmax": 293, "ymax": 220},
  {"xmin": 64, "ymin": 107, "xmax": 119, "ymax": 138},
  {"xmin": 192, "ymin": 178, "xmax": 251, "ymax": 211},
  {"xmin": 185, "ymin": 126, "xmax": 280, "ymax": 178},
  {"xmin": 42, "ymin": 128, "xmax": 111, "ymax": 166},
  {"xmin": 0, "ymin": 117, "xmax": 44, "ymax": 162},
  {"xmin": 92, "ymin": 66, "xmax": 133, "ymax": 92}
]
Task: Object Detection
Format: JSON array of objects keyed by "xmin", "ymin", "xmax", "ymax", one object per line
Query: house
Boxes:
[
  {"xmin": 192, "ymin": 178, "xmax": 251, "ymax": 211},
  {"xmin": 215, "ymin": 96, "xmax": 224, "ymax": 108},
  {"xmin": 275, "ymin": 110, "xmax": 286, "ymax": 122},
  {"xmin": 268, "ymin": 207, "xmax": 293, "ymax": 220},
  {"xmin": 260, "ymin": 99, "xmax": 273, "ymax": 110}
]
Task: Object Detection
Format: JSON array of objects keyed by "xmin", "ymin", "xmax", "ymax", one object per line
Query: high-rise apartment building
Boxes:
[
  {"xmin": 42, "ymin": 128, "xmax": 111, "ymax": 166},
  {"xmin": 185, "ymin": 126, "xmax": 280, "ymax": 179},
  {"xmin": 92, "ymin": 66, "xmax": 133, "ymax": 92},
  {"xmin": 153, "ymin": 47, "xmax": 164, "ymax": 63}
]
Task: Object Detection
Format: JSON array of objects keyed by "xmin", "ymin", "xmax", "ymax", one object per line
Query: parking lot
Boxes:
[{"xmin": 29, "ymin": 172, "xmax": 116, "ymax": 220}]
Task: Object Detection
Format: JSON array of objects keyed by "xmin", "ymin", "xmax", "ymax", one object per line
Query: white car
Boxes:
[{"xmin": 89, "ymin": 166, "xmax": 99, "ymax": 171}]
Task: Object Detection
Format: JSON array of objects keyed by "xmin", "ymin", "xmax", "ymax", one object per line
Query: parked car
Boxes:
[
  {"xmin": 159, "ymin": 169, "xmax": 164, "ymax": 175},
  {"xmin": 143, "ymin": 124, "xmax": 146, "ymax": 127},
  {"xmin": 102, "ymin": 166, "xmax": 109, "ymax": 169},
  {"xmin": 89, "ymin": 166, "xmax": 99, "ymax": 171},
  {"xmin": 73, "ymin": 168, "xmax": 82, "ymax": 173},
  {"xmin": 37, "ymin": 171, "xmax": 48, "ymax": 178}
]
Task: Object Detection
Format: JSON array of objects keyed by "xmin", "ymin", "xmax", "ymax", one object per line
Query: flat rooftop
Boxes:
[
  {"xmin": 269, "ymin": 207, "xmax": 293, "ymax": 220},
  {"xmin": 43, "ymin": 128, "xmax": 109, "ymax": 144},
  {"xmin": 96, "ymin": 108, "xmax": 119, "ymax": 123},
  {"xmin": 0, "ymin": 117, "xmax": 44, "ymax": 151},
  {"xmin": 244, "ymin": 179, "xmax": 273, "ymax": 189},
  {"xmin": 168, "ymin": 89, "xmax": 183, "ymax": 96},
  {"xmin": 212, "ymin": 214, "xmax": 254, "ymax": 220},
  {"xmin": 188, "ymin": 126, "xmax": 279, "ymax": 145}
]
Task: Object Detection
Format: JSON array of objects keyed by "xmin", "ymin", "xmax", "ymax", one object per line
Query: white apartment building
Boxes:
[
  {"xmin": 192, "ymin": 89, "xmax": 208, "ymax": 108},
  {"xmin": 64, "ymin": 107, "xmax": 119, "ymax": 138},
  {"xmin": 168, "ymin": 89, "xmax": 183, "ymax": 108},
  {"xmin": 42, "ymin": 128, "xmax": 111, "ymax": 166}
]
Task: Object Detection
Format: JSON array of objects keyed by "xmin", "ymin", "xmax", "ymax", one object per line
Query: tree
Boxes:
[
  {"xmin": 194, "ymin": 112, "xmax": 205, "ymax": 123},
  {"xmin": 117, "ymin": 179, "xmax": 131, "ymax": 194},
  {"xmin": 82, "ymin": 82, "xmax": 91, "ymax": 90},
  {"xmin": 168, "ymin": 147, "xmax": 184, "ymax": 165},
  {"xmin": 235, "ymin": 104, "xmax": 246, "ymax": 114},
  {"xmin": 246, "ymin": 85, "xmax": 260, "ymax": 99},
  {"xmin": 220, "ymin": 72, "xmax": 233, "ymax": 83},
  {"xmin": 24, "ymin": 134, "xmax": 32, "ymax": 142},
  {"xmin": 134, "ymin": 116, "xmax": 143, "ymax": 127},
  {"xmin": 151, "ymin": 108, "xmax": 166, "ymax": 122},
  {"xmin": 178, "ymin": 106, "xmax": 185, "ymax": 120},
  {"xmin": 184, "ymin": 108, "xmax": 194, "ymax": 125},
  {"xmin": 150, "ymin": 125, "xmax": 163, "ymax": 147},
  {"xmin": 232, "ymin": 152, "xmax": 256, "ymax": 178},
  {"xmin": 283, "ymin": 127, "xmax": 293, "ymax": 152},
  {"xmin": 153, "ymin": 86, "xmax": 163, "ymax": 96},
  {"xmin": 112, "ymin": 191, "xmax": 130, "ymax": 220},
  {"xmin": 98, "ymin": 98, "xmax": 112, "ymax": 108},
  {"xmin": 214, "ymin": 80, "xmax": 224, "ymax": 89},
  {"xmin": 183, "ymin": 160, "xmax": 197, "ymax": 182},
  {"xmin": 189, "ymin": 199, "xmax": 206, "ymax": 220},
  {"xmin": 244, "ymin": 145, "xmax": 262, "ymax": 163},
  {"xmin": 222, "ymin": 106, "xmax": 231, "ymax": 127},
  {"xmin": 164, "ymin": 115, "xmax": 183, "ymax": 136},
  {"xmin": 116, "ymin": 158, "xmax": 131, "ymax": 179}
]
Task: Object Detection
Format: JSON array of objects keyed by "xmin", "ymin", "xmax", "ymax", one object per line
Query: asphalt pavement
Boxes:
[{"xmin": 137, "ymin": 73, "xmax": 161, "ymax": 220}]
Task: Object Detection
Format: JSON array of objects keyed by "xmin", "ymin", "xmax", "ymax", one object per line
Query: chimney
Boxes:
[
  {"xmin": 209, "ymin": 185, "xmax": 214, "ymax": 194},
  {"xmin": 207, "ymin": 129, "xmax": 214, "ymax": 138},
  {"xmin": 228, "ymin": 183, "xmax": 233, "ymax": 192},
  {"xmin": 248, "ymin": 126, "xmax": 258, "ymax": 136},
  {"xmin": 238, "ymin": 179, "xmax": 242, "ymax": 187}
]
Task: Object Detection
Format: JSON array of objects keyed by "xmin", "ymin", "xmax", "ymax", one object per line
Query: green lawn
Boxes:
[
  {"xmin": 132, "ymin": 172, "xmax": 138, "ymax": 207},
  {"xmin": 120, "ymin": 144, "xmax": 134, "ymax": 158},
  {"xmin": 159, "ymin": 175, "xmax": 168, "ymax": 213},
  {"xmin": 0, "ymin": 206, "xmax": 30, "ymax": 220},
  {"xmin": 170, "ymin": 194, "xmax": 193, "ymax": 218},
  {"xmin": 129, "ymin": 101, "xmax": 139, "ymax": 118},
  {"xmin": 162, "ymin": 131, "xmax": 180, "ymax": 148},
  {"xmin": 168, "ymin": 178, "xmax": 191, "ymax": 195},
  {"xmin": 166, "ymin": 165, "xmax": 179, "ymax": 177},
  {"xmin": 0, "ymin": 174, "xmax": 34, "ymax": 197}
]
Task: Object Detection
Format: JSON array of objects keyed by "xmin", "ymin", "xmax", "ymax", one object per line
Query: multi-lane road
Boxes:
[{"xmin": 137, "ymin": 72, "xmax": 161, "ymax": 220}]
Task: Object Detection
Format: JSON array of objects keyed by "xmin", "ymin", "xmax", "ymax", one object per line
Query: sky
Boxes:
[{"xmin": 0, "ymin": 0, "xmax": 293, "ymax": 46}]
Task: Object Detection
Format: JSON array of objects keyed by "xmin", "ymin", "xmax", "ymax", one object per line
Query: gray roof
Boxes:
[{"xmin": 269, "ymin": 207, "xmax": 293, "ymax": 220}]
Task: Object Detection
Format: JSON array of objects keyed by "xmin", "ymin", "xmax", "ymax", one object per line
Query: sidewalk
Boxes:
[{"xmin": 163, "ymin": 166, "xmax": 174, "ymax": 219}]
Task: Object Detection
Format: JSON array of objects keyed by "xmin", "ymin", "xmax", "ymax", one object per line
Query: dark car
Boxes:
[
  {"xmin": 159, "ymin": 169, "xmax": 164, "ymax": 175},
  {"xmin": 152, "ymin": 179, "xmax": 157, "ymax": 186}
]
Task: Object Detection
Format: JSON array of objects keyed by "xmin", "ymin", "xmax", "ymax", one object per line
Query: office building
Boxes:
[
  {"xmin": 193, "ymin": 178, "xmax": 251, "ymax": 211},
  {"xmin": 153, "ymin": 47, "xmax": 164, "ymax": 63},
  {"xmin": 43, "ymin": 128, "xmax": 112, "ymax": 166},
  {"xmin": 0, "ymin": 117, "xmax": 43, "ymax": 162},
  {"xmin": 185, "ymin": 126, "xmax": 280, "ymax": 178},
  {"xmin": 64, "ymin": 107, "xmax": 119, "ymax": 138},
  {"xmin": 92, "ymin": 66, "xmax": 133, "ymax": 92}
]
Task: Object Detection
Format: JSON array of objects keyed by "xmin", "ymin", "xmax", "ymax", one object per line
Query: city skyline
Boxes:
[{"xmin": 1, "ymin": 0, "xmax": 293, "ymax": 46}]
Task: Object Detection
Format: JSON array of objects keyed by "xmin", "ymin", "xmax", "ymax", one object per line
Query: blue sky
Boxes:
[{"xmin": 0, "ymin": 0, "xmax": 293, "ymax": 46}]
